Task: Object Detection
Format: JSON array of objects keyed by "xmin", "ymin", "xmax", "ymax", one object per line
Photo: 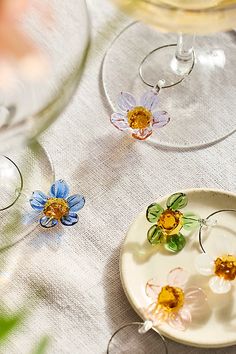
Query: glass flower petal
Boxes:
[
  {"xmin": 147, "ymin": 225, "xmax": 163, "ymax": 245},
  {"xmin": 61, "ymin": 212, "xmax": 78, "ymax": 226},
  {"xmin": 182, "ymin": 212, "xmax": 200, "ymax": 231},
  {"xmin": 146, "ymin": 203, "xmax": 164, "ymax": 223},
  {"xmin": 50, "ymin": 179, "xmax": 69, "ymax": 199},
  {"xmin": 132, "ymin": 128, "xmax": 152, "ymax": 140},
  {"xmin": 40, "ymin": 216, "xmax": 58, "ymax": 228},
  {"xmin": 117, "ymin": 92, "xmax": 136, "ymax": 112},
  {"xmin": 195, "ymin": 253, "xmax": 214, "ymax": 276},
  {"xmin": 30, "ymin": 190, "xmax": 47, "ymax": 210},
  {"xmin": 209, "ymin": 275, "xmax": 231, "ymax": 294},
  {"xmin": 165, "ymin": 233, "xmax": 186, "ymax": 252},
  {"xmin": 167, "ymin": 308, "xmax": 191, "ymax": 331},
  {"xmin": 140, "ymin": 90, "xmax": 158, "ymax": 111},
  {"xmin": 178, "ymin": 307, "xmax": 192, "ymax": 329},
  {"xmin": 184, "ymin": 287, "xmax": 207, "ymax": 311},
  {"xmin": 143, "ymin": 303, "xmax": 165, "ymax": 326},
  {"xmin": 67, "ymin": 194, "xmax": 85, "ymax": 212},
  {"xmin": 167, "ymin": 267, "xmax": 188, "ymax": 288},
  {"xmin": 110, "ymin": 112, "xmax": 129, "ymax": 131},
  {"xmin": 145, "ymin": 278, "xmax": 162, "ymax": 300},
  {"xmin": 167, "ymin": 193, "xmax": 188, "ymax": 210},
  {"xmin": 152, "ymin": 111, "xmax": 170, "ymax": 128}
]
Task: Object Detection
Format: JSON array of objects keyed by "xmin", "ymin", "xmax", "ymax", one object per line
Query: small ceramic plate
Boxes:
[{"xmin": 120, "ymin": 189, "xmax": 236, "ymax": 348}]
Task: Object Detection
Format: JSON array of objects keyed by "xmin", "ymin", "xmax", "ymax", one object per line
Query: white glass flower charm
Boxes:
[
  {"xmin": 195, "ymin": 237, "xmax": 236, "ymax": 294},
  {"xmin": 142, "ymin": 267, "xmax": 207, "ymax": 331},
  {"xmin": 111, "ymin": 90, "xmax": 170, "ymax": 140}
]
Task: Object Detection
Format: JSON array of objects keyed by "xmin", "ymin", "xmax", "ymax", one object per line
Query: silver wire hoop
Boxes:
[
  {"xmin": 0, "ymin": 155, "xmax": 23, "ymax": 211},
  {"xmin": 198, "ymin": 209, "xmax": 236, "ymax": 253},
  {"xmin": 139, "ymin": 43, "xmax": 195, "ymax": 89},
  {"xmin": 107, "ymin": 321, "xmax": 169, "ymax": 354}
]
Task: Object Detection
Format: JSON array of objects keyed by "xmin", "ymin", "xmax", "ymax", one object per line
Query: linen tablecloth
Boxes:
[{"xmin": 2, "ymin": 0, "xmax": 236, "ymax": 353}]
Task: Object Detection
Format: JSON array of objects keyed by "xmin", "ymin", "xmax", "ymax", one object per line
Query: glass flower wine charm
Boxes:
[
  {"xmin": 30, "ymin": 179, "xmax": 85, "ymax": 228},
  {"xmin": 146, "ymin": 192, "xmax": 200, "ymax": 252},
  {"xmin": 107, "ymin": 267, "xmax": 207, "ymax": 353},
  {"xmin": 110, "ymin": 81, "xmax": 170, "ymax": 140},
  {"xmin": 196, "ymin": 209, "xmax": 236, "ymax": 294},
  {"xmin": 143, "ymin": 267, "xmax": 207, "ymax": 331}
]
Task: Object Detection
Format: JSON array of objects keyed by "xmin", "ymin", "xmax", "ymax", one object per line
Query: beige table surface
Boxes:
[{"xmin": 2, "ymin": 0, "xmax": 236, "ymax": 353}]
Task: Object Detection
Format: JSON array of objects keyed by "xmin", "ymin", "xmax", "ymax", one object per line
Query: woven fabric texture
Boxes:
[{"xmin": 2, "ymin": 0, "xmax": 236, "ymax": 353}]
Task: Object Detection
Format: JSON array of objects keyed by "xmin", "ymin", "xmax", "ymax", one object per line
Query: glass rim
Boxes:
[
  {"xmin": 0, "ymin": 155, "xmax": 23, "ymax": 211},
  {"xmin": 107, "ymin": 321, "xmax": 169, "ymax": 354}
]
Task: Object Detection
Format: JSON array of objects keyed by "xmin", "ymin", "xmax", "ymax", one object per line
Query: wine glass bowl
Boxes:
[
  {"xmin": 0, "ymin": 0, "xmax": 90, "ymax": 249},
  {"xmin": 0, "ymin": 0, "xmax": 90, "ymax": 151}
]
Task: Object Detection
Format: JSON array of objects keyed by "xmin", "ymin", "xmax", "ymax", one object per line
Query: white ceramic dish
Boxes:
[{"xmin": 120, "ymin": 189, "xmax": 236, "ymax": 348}]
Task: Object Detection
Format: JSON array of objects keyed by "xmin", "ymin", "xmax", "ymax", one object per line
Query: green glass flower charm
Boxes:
[{"xmin": 146, "ymin": 193, "xmax": 199, "ymax": 252}]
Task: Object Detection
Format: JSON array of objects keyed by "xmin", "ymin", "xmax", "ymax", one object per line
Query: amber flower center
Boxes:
[
  {"xmin": 127, "ymin": 106, "xmax": 152, "ymax": 129},
  {"xmin": 43, "ymin": 198, "xmax": 69, "ymax": 220},
  {"xmin": 158, "ymin": 285, "xmax": 184, "ymax": 313},
  {"xmin": 214, "ymin": 255, "xmax": 236, "ymax": 281},
  {"xmin": 158, "ymin": 209, "xmax": 183, "ymax": 235}
]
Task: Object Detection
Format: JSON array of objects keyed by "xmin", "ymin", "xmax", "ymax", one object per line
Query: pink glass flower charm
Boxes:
[
  {"xmin": 111, "ymin": 90, "xmax": 170, "ymax": 140},
  {"xmin": 142, "ymin": 267, "xmax": 207, "ymax": 331},
  {"xmin": 195, "ymin": 236, "xmax": 236, "ymax": 294}
]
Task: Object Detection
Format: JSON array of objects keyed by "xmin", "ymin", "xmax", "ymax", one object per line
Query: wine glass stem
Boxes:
[
  {"xmin": 176, "ymin": 32, "xmax": 195, "ymax": 62},
  {"xmin": 171, "ymin": 32, "xmax": 195, "ymax": 76}
]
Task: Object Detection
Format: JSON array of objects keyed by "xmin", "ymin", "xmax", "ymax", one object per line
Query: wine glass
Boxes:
[
  {"xmin": 107, "ymin": 322, "xmax": 169, "ymax": 354},
  {"xmin": 0, "ymin": 0, "xmax": 90, "ymax": 249},
  {"xmin": 103, "ymin": 0, "xmax": 236, "ymax": 148}
]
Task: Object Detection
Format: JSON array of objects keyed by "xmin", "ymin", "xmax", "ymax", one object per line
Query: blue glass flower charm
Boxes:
[
  {"xmin": 30, "ymin": 179, "xmax": 85, "ymax": 228},
  {"xmin": 111, "ymin": 90, "xmax": 170, "ymax": 140}
]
